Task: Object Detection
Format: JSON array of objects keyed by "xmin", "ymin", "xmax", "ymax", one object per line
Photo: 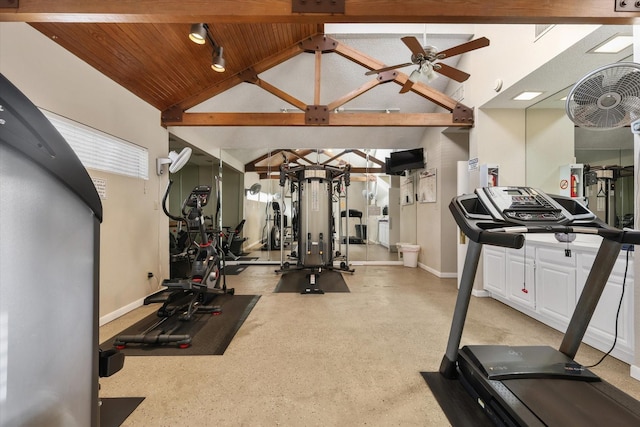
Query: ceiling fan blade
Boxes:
[
  {"xmin": 364, "ymin": 62, "xmax": 413, "ymax": 76},
  {"xmin": 435, "ymin": 63, "xmax": 471, "ymax": 82},
  {"xmin": 399, "ymin": 79, "xmax": 415, "ymax": 94},
  {"xmin": 438, "ymin": 37, "xmax": 490, "ymax": 59},
  {"xmin": 401, "ymin": 36, "xmax": 427, "ymax": 56}
]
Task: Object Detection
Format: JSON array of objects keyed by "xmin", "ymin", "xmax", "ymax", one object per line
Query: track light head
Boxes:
[
  {"xmin": 211, "ymin": 46, "xmax": 226, "ymax": 72},
  {"xmin": 189, "ymin": 23, "xmax": 208, "ymax": 45}
]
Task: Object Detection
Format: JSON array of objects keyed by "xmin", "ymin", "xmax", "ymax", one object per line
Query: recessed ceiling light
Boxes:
[
  {"xmin": 591, "ymin": 35, "xmax": 634, "ymax": 54},
  {"xmin": 512, "ymin": 91, "xmax": 543, "ymax": 101}
]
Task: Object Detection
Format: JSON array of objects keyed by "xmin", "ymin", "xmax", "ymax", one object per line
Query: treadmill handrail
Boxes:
[{"xmin": 449, "ymin": 193, "xmax": 640, "ymax": 247}]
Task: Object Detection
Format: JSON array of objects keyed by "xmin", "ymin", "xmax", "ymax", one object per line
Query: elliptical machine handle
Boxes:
[{"xmin": 162, "ymin": 180, "xmax": 183, "ymax": 222}]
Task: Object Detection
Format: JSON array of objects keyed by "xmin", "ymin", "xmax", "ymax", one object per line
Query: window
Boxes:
[{"xmin": 41, "ymin": 110, "xmax": 149, "ymax": 180}]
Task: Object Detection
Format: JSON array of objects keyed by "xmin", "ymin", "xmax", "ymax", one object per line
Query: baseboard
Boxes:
[
  {"xmin": 631, "ymin": 364, "xmax": 640, "ymax": 382},
  {"xmin": 99, "ymin": 297, "xmax": 145, "ymax": 326},
  {"xmin": 418, "ymin": 262, "xmax": 457, "ymax": 279},
  {"xmin": 472, "ymin": 289, "xmax": 491, "ymax": 297}
]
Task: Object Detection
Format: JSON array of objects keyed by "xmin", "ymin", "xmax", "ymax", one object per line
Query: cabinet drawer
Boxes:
[
  {"xmin": 536, "ymin": 246, "xmax": 576, "ymax": 267},
  {"xmin": 579, "ymin": 251, "xmax": 634, "ymax": 280}
]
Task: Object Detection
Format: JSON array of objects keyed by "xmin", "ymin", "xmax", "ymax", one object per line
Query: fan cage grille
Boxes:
[{"xmin": 566, "ymin": 62, "xmax": 640, "ymax": 130}]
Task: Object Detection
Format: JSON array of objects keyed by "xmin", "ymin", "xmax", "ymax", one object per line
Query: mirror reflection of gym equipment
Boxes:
[{"xmin": 582, "ymin": 165, "xmax": 634, "ymax": 229}]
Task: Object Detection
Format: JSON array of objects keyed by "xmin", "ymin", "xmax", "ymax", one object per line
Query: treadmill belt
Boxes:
[
  {"xmin": 421, "ymin": 372, "xmax": 494, "ymax": 427},
  {"xmin": 504, "ymin": 378, "xmax": 640, "ymax": 426}
]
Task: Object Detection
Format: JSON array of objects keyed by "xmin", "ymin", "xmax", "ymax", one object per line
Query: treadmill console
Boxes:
[{"xmin": 476, "ymin": 186, "xmax": 572, "ymax": 224}]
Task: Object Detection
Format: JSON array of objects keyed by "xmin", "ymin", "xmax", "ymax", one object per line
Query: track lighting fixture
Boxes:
[
  {"xmin": 189, "ymin": 23, "xmax": 208, "ymax": 45},
  {"xmin": 188, "ymin": 23, "xmax": 226, "ymax": 73},
  {"xmin": 211, "ymin": 46, "xmax": 225, "ymax": 72}
]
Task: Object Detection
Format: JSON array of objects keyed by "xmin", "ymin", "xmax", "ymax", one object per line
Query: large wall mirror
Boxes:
[
  {"xmin": 163, "ymin": 143, "xmax": 409, "ymax": 265},
  {"xmin": 217, "ymin": 148, "xmax": 406, "ymax": 264},
  {"xmin": 525, "ymin": 24, "xmax": 634, "ymax": 228}
]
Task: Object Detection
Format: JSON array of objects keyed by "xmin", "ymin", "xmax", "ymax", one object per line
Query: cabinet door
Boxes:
[
  {"xmin": 506, "ymin": 248, "xmax": 535, "ymax": 309},
  {"xmin": 378, "ymin": 222, "xmax": 389, "ymax": 248},
  {"xmin": 536, "ymin": 247, "xmax": 576, "ymax": 329},
  {"xmin": 483, "ymin": 247, "xmax": 506, "ymax": 297},
  {"xmin": 577, "ymin": 251, "xmax": 634, "ymax": 361}
]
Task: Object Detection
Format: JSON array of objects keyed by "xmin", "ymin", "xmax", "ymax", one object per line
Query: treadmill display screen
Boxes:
[{"xmin": 478, "ymin": 186, "xmax": 569, "ymax": 223}]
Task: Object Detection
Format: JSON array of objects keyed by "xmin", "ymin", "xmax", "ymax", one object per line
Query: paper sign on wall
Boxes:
[{"xmin": 92, "ymin": 177, "xmax": 107, "ymax": 200}]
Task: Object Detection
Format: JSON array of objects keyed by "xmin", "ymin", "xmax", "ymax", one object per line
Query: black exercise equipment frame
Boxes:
[
  {"xmin": 276, "ymin": 163, "xmax": 355, "ymax": 294},
  {"xmin": 114, "ymin": 181, "xmax": 234, "ymax": 349},
  {"xmin": 439, "ymin": 186, "xmax": 640, "ymax": 426}
]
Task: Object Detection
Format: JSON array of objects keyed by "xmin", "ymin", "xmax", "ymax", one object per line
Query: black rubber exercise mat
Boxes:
[
  {"xmin": 224, "ymin": 264, "xmax": 249, "ymax": 275},
  {"xmin": 101, "ymin": 294, "xmax": 260, "ymax": 356},
  {"xmin": 421, "ymin": 372, "xmax": 493, "ymax": 427},
  {"xmin": 100, "ymin": 397, "xmax": 145, "ymax": 427},
  {"xmin": 274, "ymin": 269, "xmax": 350, "ymax": 293}
]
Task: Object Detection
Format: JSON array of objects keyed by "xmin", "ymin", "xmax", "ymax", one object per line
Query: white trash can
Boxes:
[
  {"xmin": 396, "ymin": 242, "xmax": 409, "ymax": 260},
  {"xmin": 402, "ymin": 244, "xmax": 420, "ymax": 267}
]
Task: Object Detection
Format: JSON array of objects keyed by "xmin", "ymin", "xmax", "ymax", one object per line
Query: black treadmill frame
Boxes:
[{"xmin": 438, "ymin": 187, "xmax": 640, "ymax": 426}]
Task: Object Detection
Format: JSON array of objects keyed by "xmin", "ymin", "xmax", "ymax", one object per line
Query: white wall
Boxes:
[
  {"xmin": 526, "ymin": 109, "xmax": 576, "ymax": 192},
  {"xmin": 413, "ymin": 128, "xmax": 468, "ymax": 277},
  {"xmin": 463, "ymin": 24, "xmax": 600, "ymax": 109},
  {"xmin": 0, "ymin": 23, "xmax": 169, "ymax": 321}
]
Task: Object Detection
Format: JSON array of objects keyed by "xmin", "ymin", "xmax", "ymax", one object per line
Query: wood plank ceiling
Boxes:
[{"xmin": 30, "ymin": 22, "xmax": 321, "ymax": 113}]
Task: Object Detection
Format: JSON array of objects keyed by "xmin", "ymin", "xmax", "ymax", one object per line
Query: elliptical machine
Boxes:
[{"xmin": 114, "ymin": 180, "xmax": 234, "ymax": 349}]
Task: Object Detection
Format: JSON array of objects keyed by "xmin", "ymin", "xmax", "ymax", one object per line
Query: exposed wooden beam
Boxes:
[
  {"xmin": 164, "ymin": 112, "xmax": 473, "ymax": 127},
  {"xmin": 284, "ymin": 149, "xmax": 316, "ymax": 164},
  {"xmin": 314, "ymin": 51, "xmax": 321, "ymax": 105},
  {"xmin": 351, "ymin": 149, "xmax": 386, "ymax": 167},
  {"xmin": 252, "ymin": 166, "xmax": 385, "ymax": 174},
  {"xmin": 169, "ymin": 42, "xmax": 306, "ymax": 113},
  {"xmin": 254, "ymin": 76, "xmax": 308, "ymax": 112},
  {"xmin": 245, "ymin": 148, "xmax": 318, "ymax": 171},
  {"xmin": 327, "ymin": 79, "xmax": 381, "ymax": 112},
  {"xmin": 321, "ymin": 150, "xmax": 349, "ymax": 166},
  {"xmin": 333, "ymin": 42, "xmax": 460, "ymax": 111},
  {"xmin": 2, "ymin": 1, "xmax": 638, "ymax": 24}
]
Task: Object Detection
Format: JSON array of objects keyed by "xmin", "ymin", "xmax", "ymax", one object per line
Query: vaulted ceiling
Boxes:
[
  {"xmin": 2, "ymin": 1, "xmax": 638, "ymax": 165},
  {"xmin": 29, "ymin": 22, "xmax": 322, "ymax": 114}
]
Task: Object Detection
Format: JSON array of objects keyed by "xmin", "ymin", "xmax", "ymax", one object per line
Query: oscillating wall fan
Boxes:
[
  {"xmin": 247, "ymin": 182, "xmax": 262, "ymax": 196},
  {"xmin": 365, "ymin": 36, "xmax": 490, "ymax": 93},
  {"xmin": 566, "ymin": 62, "xmax": 640, "ymax": 130},
  {"xmin": 156, "ymin": 147, "xmax": 192, "ymax": 175}
]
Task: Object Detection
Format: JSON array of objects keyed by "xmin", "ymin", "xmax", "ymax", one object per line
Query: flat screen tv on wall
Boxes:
[{"xmin": 386, "ymin": 148, "xmax": 424, "ymax": 174}]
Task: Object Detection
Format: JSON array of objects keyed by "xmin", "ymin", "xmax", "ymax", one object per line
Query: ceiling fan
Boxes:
[{"xmin": 365, "ymin": 36, "xmax": 490, "ymax": 93}]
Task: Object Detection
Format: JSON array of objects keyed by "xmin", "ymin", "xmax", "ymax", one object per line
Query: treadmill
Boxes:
[{"xmin": 439, "ymin": 186, "xmax": 640, "ymax": 426}]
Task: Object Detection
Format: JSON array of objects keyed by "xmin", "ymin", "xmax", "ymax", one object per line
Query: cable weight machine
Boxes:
[{"xmin": 276, "ymin": 163, "xmax": 355, "ymax": 293}]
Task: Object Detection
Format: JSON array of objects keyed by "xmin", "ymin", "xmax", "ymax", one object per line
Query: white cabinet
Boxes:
[
  {"xmin": 535, "ymin": 247, "xmax": 576, "ymax": 329},
  {"xmin": 577, "ymin": 250, "xmax": 635, "ymax": 362},
  {"xmin": 378, "ymin": 221, "xmax": 389, "ymax": 248},
  {"xmin": 506, "ymin": 247, "xmax": 535, "ymax": 310},
  {"xmin": 481, "ymin": 240, "xmax": 635, "ymax": 364},
  {"xmin": 483, "ymin": 247, "xmax": 506, "ymax": 296}
]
